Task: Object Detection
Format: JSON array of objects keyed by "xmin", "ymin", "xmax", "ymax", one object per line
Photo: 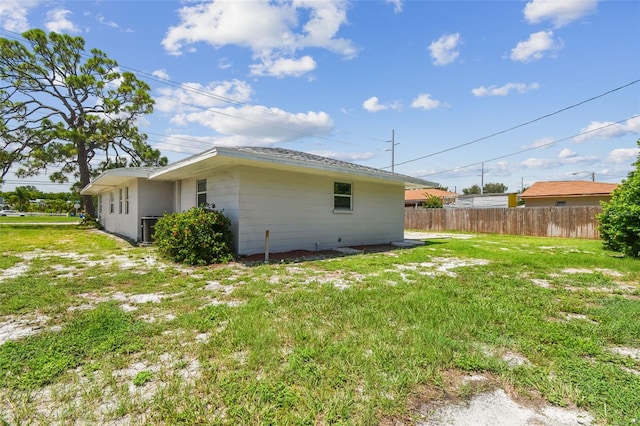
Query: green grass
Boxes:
[
  {"xmin": 0, "ymin": 226, "xmax": 638, "ymax": 425},
  {"xmin": 0, "ymin": 215, "xmax": 80, "ymax": 223}
]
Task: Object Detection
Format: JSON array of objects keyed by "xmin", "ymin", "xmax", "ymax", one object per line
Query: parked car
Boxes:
[{"xmin": 0, "ymin": 209, "xmax": 26, "ymax": 217}]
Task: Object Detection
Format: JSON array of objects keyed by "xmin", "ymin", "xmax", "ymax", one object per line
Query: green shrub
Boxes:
[
  {"xmin": 597, "ymin": 139, "xmax": 640, "ymax": 257},
  {"xmin": 153, "ymin": 205, "xmax": 234, "ymax": 265},
  {"xmin": 421, "ymin": 194, "xmax": 443, "ymax": 208}
]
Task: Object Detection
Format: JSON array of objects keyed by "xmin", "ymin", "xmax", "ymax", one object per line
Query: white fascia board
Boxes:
[
  {"xmin": 80, "ymin": 167, "xmax": 155, "ymax": 194},
  {"xmin": 149, "ymin": 146, "xmax": 435, "ymax": 188}
]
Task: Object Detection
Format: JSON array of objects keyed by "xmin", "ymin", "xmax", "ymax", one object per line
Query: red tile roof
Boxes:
[
  {"xmin": 405, "ymin": 188, "xmax": 458, "ymax": 201},
  {"xmin": 520, "ymin": 180, "xmax": 618, "ymax": 198}
]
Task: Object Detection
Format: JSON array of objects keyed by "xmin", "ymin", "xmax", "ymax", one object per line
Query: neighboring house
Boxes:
[
  {"xmin": 404, "ymin": 188, "xmax": 458, "ymax": 208},
  {"xmin": 449, "ymin": 193, "xmax": 518, "ymax": 208},
  {"xmin": 520, "ymin": 180, "xmax": 618, "ymax": 207},
  {"xmin": 81, "ymin": 146, "xmax": 436, "ymax": 256}
]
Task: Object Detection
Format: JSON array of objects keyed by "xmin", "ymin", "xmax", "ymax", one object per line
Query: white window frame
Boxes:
[
  {"xmin": 109, "ymin": 192, "xmax": 114, "ymax": 214},
  {"xmin": 196, "ymin": 179, "xmax": 207, "ymax": 206},
  {"xmin": 125, "ymin": 187, "xmax": 129, "ymax": 214},
  {"xmin": 118, "ymin": 188, "xmax": 123, "ymax": 214},
  {"xmin": 333, "ymin": 181, "xmax": 353, "ymax": 213}
]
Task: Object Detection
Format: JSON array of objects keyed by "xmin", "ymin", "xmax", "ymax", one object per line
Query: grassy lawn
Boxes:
[
  {"xmin": 0, "ymin": 215, "xmax": 80, "ymax": 224},
  {"xmin": 0, "ymin": 226, "xmax": 638, "ymax": 425}
]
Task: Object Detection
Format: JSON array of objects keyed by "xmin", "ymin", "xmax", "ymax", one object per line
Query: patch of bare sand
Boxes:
[
  {"xmin": 383, "ymin": 371, "xmax": 593, "ymax": 426},
  {"xmin": 0, "ymin": 314, "xmax": 51, "ymax": 345}
]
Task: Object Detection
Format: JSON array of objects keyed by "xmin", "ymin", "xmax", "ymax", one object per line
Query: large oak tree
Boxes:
[{"xmin": 0, "ymin": 29, "xmax": 166, "ymax": 217}]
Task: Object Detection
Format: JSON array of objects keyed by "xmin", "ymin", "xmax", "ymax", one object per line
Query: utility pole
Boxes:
[
  {"xmin": 480, "ymin": 162, "xmax": 484, "ymax": 194},
  {"xmin": 386, "ymin": 129, "xmax": 399, "ymax": 173}
]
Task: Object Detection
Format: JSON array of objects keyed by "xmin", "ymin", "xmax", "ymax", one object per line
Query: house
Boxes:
[
  {"xmin": 404, "ymin": 188, "xmax": 458, "ymax": 208},
  {"xmin": 449, "ymin": 193, "xmax": 518, "ymax": 208},
  {"xmin": 520, "ymin": 180, "xmax": 618, "ymax": 207},
  {"xmin": 81, "ymin": 146, "xmax": 436, "ymax": 256}
]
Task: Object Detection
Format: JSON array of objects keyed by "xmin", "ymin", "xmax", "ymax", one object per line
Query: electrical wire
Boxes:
[{"xmin": 415, "ymin": 114, "xmax": 640, "ymax": 178}]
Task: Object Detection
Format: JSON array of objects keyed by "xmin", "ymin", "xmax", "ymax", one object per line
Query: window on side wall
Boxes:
[
  {"xmin": 125, "ymin": 187, "xmax": 129, "ymax": 214},
  {"xmin": 555, "ymin": 201, "xmax": 566, "ymax": 206},
  {"xmin": 197, "ymin": 179, "xmax": 207, "ymax": 206},
  {"xmin": 333, "ymin": 182, "xmax": 352, "ymax": 212},
  {"xmin": 118, "ymin": 188, "xmax": 123, "ymax": 214},
  {"xmin": 109, "ymin": 192, "xmax": 114, "ymax": 214}
]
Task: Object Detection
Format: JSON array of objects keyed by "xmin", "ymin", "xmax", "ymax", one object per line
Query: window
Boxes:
[
  {"xmin": 109, "ymin": 192, "xmax": 114, "ymax": 214},
  {"xmin": 125, "ymin": 187, "xmax": 129, "ymax": 214},
  {"xmin": 555, "ymin": 201, "xmax": 566, "ymax": 206},
  {"xmin": 197, "ymin": 179, "xmax": 207, "ymax": 206},
  {"xmin": 333, "ymin": 182, "xmax": 352, "ymax": 211},
  {"xmin": 118, "ymin": 188, "xmax": 123, "ymax": 214}
]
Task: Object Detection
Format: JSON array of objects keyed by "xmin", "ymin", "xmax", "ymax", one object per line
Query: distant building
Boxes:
[
  {"xmin": 448, "ymin": 193, "xmax": 518, "ymax": 208},
  {"xmin": 405, "ymin": 188, "xmax": 458, "ymax": 208},
  {"xmin": 520, "ymin": 180, "xmax": 618, "ymax": 207}
]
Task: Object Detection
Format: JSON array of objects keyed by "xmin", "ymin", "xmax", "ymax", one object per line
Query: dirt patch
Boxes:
[
  {"xmin": 0, "ymin": 314, "xmax": 51, "ymax": 345},
  {"xmin": 393, "ymin": 257, "xmax": 490, "ymax": 278},
  {"xmin": 385, "ymin": 370, "xmax": 593, "ymax": 426}
]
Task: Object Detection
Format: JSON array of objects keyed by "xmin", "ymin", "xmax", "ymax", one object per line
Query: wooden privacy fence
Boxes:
[{"xmin": 405, "ymin": 206, "xmax": 603, "ymax": 239}]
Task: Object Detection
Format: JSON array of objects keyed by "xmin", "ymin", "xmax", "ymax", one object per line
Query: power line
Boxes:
[
  {"xmin": 415, "ymin": 114, "xmax": 640, "ymax": 178},
  {"xmin": 0, "ymin": 28, "xmax": 377, "ymax": 150},
  {"xmin": 388, "ymin": 79, "xmax": 640, "ymax": 169}
]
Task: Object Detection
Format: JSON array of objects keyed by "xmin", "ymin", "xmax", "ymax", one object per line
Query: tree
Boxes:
[
  {"xmin": 597, "ymin": 139, "xmax": 640, "ymax": 257},
  {"xmin": 8, "ymin": 186, "xmax": 33, "ymax": 211},
  {"xmin": 483, "ymin": 182, "xmax": 508, "ymax": 193},
  {"xmin": 462, "ymin": 184, "xmax": 481, "ymax": 195},
  {"xmin": 421, "ymin": 194, "xmax": 443, "ymax": 208},
  {"xmin": 0, "ymin": 29, "xmax": 166, "ymax": 217}
]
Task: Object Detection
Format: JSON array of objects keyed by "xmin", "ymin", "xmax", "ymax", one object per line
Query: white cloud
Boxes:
[
  {"xmin": 428, "ymin": 33, "xmax": 461, "ymax": 66},
  {"xmin": 308, "ymin": 150, "xmax": 376, "ymax": 162},
  {"xmin": 155, "ymin": 79, "xmax": 253, "ymax": 113},
  {"xmin": 411, "ymin": 94, "xmax": 442, "ymax": 110},
  {"xmin": 154, "ymin": 134, "xmax": 220, "ymax": 155},
  {"xmin": 45, "ymin": 9, "xmax": 80, "ymax": 33},
  {"xmin": 524, "ymin": 0, "xmax": 598, "ymax": 28},
  {"xmin": 0, "ymin": 0, "xmax": 38, "ymax": 32},
  {"xmin": 250, "ymin": 55, "xmax": 317, "ymax": 78},
  {"xmin": 161, "ymin": 0, "xmax": 356, "ymax": 78},
  {"xmin": 218, "ymin": 58, "xmax": 232, "ymax": 70},
  {"xmin": 363, "ymin": 96, "xmax": 388, "ymax": 112},
  {"xmin": 607, "ymin": 148, "xmax": 640, "ymax": 164},
  {"xmin": 153, "ymin": 79, "xmax": 333, "ymax": 147},
  {"xmin": 178, "ymin": 106, "xmax": 333, "ymax": 147},
  {"xmin": 472, "ymin": 82, "xmax": 540, "ymax": 97},
  {"xmin": 152, "ymin": 69, "xmax": 170, "ymax": 80},
  {"xmin": 559, "ymin": 148, "xmax": 577, "ymax": 159},
  {"xmin": 574, "ymin": 116, "xmax": 640, "ymax": 143},
  {"xmin": 522, "ymin": 136, "xmax": 555, "ymax": 150},
  {"xmin": 510, "ymin": 31, "xmax": 562, "ymax": 63},
  {"xmin": 386, "ymin": 0, "xmax": 403, "ymax": 14}
]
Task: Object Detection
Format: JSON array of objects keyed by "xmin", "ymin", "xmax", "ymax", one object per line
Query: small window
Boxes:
[
  {"xmin": 109, "ymin": 192, "xmax": 114, "ymax": 214},
  {"xmin": 125, "ymin": 187, "xmax": 129, "ymax": 214},
  {"xmin": 555, "ymin": 201, "xmax": 566, "ymax": 207},
  {"xmin": 334, "ymin": 182, "xmax": 352, "ymax": 211},
  {"xmin": 118, "ymin": 188, "xmax": 123, "ymax": 214},
  {"xmin": 197, "ymin": 179, "xmax": 207, "ymax": 206},
  {"xmin": 98, "ymin": 195, "xmax": 102, "ymax": 214}
]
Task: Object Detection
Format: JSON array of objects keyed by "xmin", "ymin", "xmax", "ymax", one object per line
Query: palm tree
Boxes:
[{"xmin": 9, "ymin": 186, "xmax": 33, "ymax": 211}]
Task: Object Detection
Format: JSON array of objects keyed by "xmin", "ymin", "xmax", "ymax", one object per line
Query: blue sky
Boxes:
[{"xmin": 1, "ymin": 0, "xmax": 639, "ymax": 193}]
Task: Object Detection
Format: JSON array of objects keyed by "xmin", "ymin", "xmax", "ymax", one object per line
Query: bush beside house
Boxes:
[{"xmin": 153, "ymin": 205, "xmax": 234, "ymax": 265}]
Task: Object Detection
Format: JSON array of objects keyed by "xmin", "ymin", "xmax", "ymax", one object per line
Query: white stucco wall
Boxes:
[
  {"xmin": 234, "ymin": 166, "xmax": 404, "ymax": 255},
  {"xmin": 97, "ymin": 178, "xmax": 174, "ymax": 242},
  {"xmin": 178, "ymin": 170, "xmax": 241, "ymax": 251},
  {"xmin": 175, "ymin": 166, "xmax": 404, "ymax": 255}
]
